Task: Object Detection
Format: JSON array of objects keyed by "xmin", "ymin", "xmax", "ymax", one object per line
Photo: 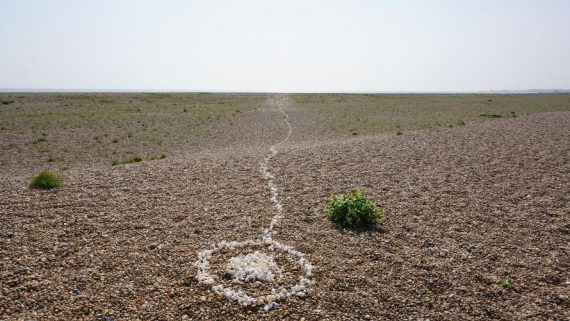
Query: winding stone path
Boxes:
[{"xmin": 194, "ymin": 95, "xmax": 315, "ymax": 311}]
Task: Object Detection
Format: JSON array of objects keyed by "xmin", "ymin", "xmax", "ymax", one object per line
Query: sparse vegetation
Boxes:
[
  {"xmin": 31, "ymin": 137, "xmax": 47, "ymax": 144},
  {"xmin": 29, "ymin": 171, "xmax": 63, "ymax": 189},
  {"xmin": 292, "ymin": 94, "xmax": 570, "ymax": 136},
  {"xmin": 5, "ymin": 143, "xmax": 18, "ymax": 150},
  {"xmin": 326, "ymin": 189, "xmax": 383, "ymax": 228},
  {"xmin": 500, "ymin": 277, "xmax": 512, "ymax": 289},
  {"xmin": 1, "ymin": 93, "xmax": 569, "ymax": 171},
  {"xmin": 111, "ymin": 154, "xmax": 166, "ymax": 166},
  {"xmin": 0, "ymin": 93, "xmax": 264, "ymax": 169},
  {"xmin": 112, "ymin": 156, "xmax": 143, "ymax": 166}
]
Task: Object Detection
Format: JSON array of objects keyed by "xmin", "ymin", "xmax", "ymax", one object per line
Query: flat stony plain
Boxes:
[{"xmin": 1, "ymin": 93, "xmax": 569, "ymax": 320}]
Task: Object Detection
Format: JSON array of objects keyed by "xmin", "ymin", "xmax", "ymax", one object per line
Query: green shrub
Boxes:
[
  {"xmin": 326, "ymin": 189, "xmax": 383, "ymax": 228},
  {"xmin": 30, "ymin": 171, "xmax": 63, "ymax": 190}
]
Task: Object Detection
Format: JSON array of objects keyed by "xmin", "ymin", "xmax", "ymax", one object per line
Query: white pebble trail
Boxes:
[{"xmin": 194, "ymin": 96, "xmax": 315, "ymax": 312}]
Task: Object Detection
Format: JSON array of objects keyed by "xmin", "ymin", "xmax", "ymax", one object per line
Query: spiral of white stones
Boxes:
[{"xmin": 194, "ymin": 96, "xmax": 315, "ymax": 311}]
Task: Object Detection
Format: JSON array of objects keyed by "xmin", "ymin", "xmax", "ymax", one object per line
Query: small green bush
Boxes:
[
  {"xmin": 30, "ymin": 171, "xmax": 63, "ymax": 190},
  {"xmin": 326, "ymin": 189, "xmax": 383, "ymax": 228}
]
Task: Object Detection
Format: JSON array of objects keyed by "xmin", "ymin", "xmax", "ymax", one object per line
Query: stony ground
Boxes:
[{"xmin": 1, "ymin": 94, "xmax": 569, "ymax": 320}]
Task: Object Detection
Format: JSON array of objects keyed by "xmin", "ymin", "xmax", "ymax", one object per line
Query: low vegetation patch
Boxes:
[
  {"xmin": 111, "ymin": 154, "xmax": 165, "ymax": 166},
  {"xmin": 112, "ymin": 156, "xmax": 143, "ymax": 166},
  {"xmin": 326, "ymin": 189, "xmax": 383, "ymax": 228},
  {"xmin": 29, "ymin": 171, "xmax": 63, "ymax": 190},
  {"xmin": 293, "ymin": 94, "xmax": 570, "ymax": 136},
  {"xmin": 30, "ymin": 137, "xmax": 47, "ymax": 145},
  {"xmin": 500, "ymin": 277, "xmax": 512, "ymax": 289},
  {"xmin": 149, "ymin": 154, "xmax": 167, "ymax": 160},
  {"xmin": 479, "ymin": 114, "xmax": 502, "ymax": 118}
]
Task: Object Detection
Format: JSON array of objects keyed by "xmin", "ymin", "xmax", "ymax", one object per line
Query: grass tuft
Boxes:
[
  {"xmin": 500, "ymin": 277, "xmax": 512, "ymax": 289},
  {"xmin": 29, "ymin": 171, "xmax": 63, "ymax": 190}
]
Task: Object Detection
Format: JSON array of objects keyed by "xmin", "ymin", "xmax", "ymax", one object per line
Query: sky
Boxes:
[{"xmin": 0, "ymin": 0, "xmax": 569, "ymax": 92}]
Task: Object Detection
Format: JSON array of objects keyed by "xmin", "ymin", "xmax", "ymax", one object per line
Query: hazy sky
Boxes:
[{"xmin": 1, "ymin": 0, "xmax": 569, "ymax": 92}]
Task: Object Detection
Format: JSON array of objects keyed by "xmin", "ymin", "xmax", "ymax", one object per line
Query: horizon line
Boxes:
[{"xmin": 1, "ymin": 88, "xmax": 570, "ymax": 94}]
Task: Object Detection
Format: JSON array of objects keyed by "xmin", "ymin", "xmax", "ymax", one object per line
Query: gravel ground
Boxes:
[{"xmin": 1, "ymin": 95, "xmax": 569, "ymax": 320}]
